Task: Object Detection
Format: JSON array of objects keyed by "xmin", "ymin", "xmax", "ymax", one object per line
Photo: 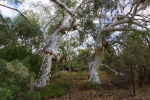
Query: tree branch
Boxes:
[
  {"xmin": 0, "ymin": 13, "xmax": 13, "ymax": 39},
  {"xmin": 0, "ymin": 13, "xmax": 9, "ymax": 29},
  {"xmin": 132, "ymin": 21, "xmax": 149, "ymax": 31},
  {"xmin": 0, "ymin": 4, "xmax": 41, "ymax": 35},
  {"xmin": 109, "ymin": 19, "xmax": 129, "ymax": 27},
  {"xmin": 0, "ymin": 4, "xmax": 42, "ymax": 39},
  {"xmin": 50, "ymin": 0, "xmax": 75, "ymax": 16},
  {"xmin": 0, "ymin": 4, "xmax": 32, "ymax": 25},
  {"xmin": 131, "ymin": 2, "xmax": 140, "ymax": 18},
  {"xmin": 74, "ymin": 0, "xmax": 84, "ymax": 12},
  {"xmin": 100, "ymin": 64, "xmax": 124, "ymax": 75},
  {"xmin": 101, "ymin": 27, "xmax": 132, "ymax": 33},
  {"xmin": 109, "ymin": 1, "xmax": 143, "ymax": 28},
  {"xmin": 133, "ymin": 18, "xmax": 150, "ymax": 23},
  {"xmin": 43, "ymin": 13, "xmax": 60, "ymax": 30}
]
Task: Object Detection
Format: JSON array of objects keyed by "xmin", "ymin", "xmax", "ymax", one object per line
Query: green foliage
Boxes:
[
  {"xmin": 17, "ymin": 91, "xmax": 41, "ymax": 100},
  {"xmin": 66, "ymin": 0, "xmax": 77, "ymax": 8},
  {"xmin": 13, "ymin": 15, "xmax": 42, "ymax": 39},
  {"xmin": 40, "ymin": 80, "xmax": 70, "ymax": 99},
  {"xmin": 47, "ymin": 24, "xmax": 59, "ymax": 35},
  {"xmin": 56, "ymin": 48, "xmax": 93, "ymax": 72},
  {"xmin": 0, "ymin": 45, "xmax": 42, "ymax": 77},
  {"xmin": 0, "ymin": 14, "xmax": 42, "ymax": 48},
  {"xmin": 69, "ymin": 60, "xmax": 83, "ymax": 71},
  {"xmin": 0, "ymin": 59, "xmax": 41, "ymax": 100},
  {"xmin": 77, "ymin": 0, "xmax": 119, "ymax": 41},
  {"xmin": 59, "ymin": 0, "xmax": 77, "ymax": 8},
  {"xmin": 79, "ymin": 81, "xmax": 103, "ymax": 90},
  {"xmin": 8, "ymin": 0, "xmax": 24, "ymax": 4},
  {"xmin": 0, "ymin": 45, "xmax": 31, "ymax": 62},
  {"xmin": 0, "ymin": 88, "xmax": 13, "ymax": 100},
  {"xmin": 103, "ymin": 30, "xmax": 150, "ymax": 86},
  {"xmin": 0, "ymin": 17, "xmax": 13, "ymax": 46},
  {"xmin": 56, "ymin": 56, "xmax": 84, "ymax": 72},
  {"xmin": 99, "ymin": 66, "xmax": 115, "ymax": 74},
  {"xmin": 22, "ymin": 54, "xmax": 42, "ymax": 76}
]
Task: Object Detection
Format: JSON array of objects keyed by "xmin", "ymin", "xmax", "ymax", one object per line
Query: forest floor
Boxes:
[
  {"xmin": 49, "ymin": 84, "xmax": 150, "ymax": 100},
  {"xmin": 44, "ymin": 71, "xmax": 150, "ymax": 100}
]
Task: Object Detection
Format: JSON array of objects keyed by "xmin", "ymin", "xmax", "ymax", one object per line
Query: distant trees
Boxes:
[
  {"xmin": 87, "ymin": 0, "xmax": 150, "ymax": 84},
  {"xmin": 0, "ymin": 0, "xmax": 150, "ymax": 88}
]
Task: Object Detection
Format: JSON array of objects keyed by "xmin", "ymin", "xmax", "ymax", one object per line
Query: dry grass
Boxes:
[
  {"xmin": 46, "ymin": 71, "xmax": 150, "ymax": 100},
  {"xmin": 7, "ymin": 62, "xmax": 29, "ymax": 78}
]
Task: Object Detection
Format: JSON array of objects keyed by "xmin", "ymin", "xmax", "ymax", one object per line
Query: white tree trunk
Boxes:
[
  {"xmin": 34, "ymin": 15, "xmax": 75, "ymax": 88},
  {"xmin": 89, "ymin": 34, "xmax": 103, "ymax": 84},
  {"xmin": 34, "ymin": 29, "xmax": 61, "ymax": 88}
]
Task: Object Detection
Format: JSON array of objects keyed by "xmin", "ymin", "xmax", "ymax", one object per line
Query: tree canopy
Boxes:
[{"xmin": 0, "ymin": 0, "xmax": 150, "ymax": 99}]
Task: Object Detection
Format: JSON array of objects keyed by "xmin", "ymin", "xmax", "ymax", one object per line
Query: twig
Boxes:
[
  {"xmin": 0, "ymin": 13, "xmax": 13, "ymax": 39},
  {"xmin": 0, "ymin": 4, "xmax": 31, "ymax": 25},
  {"xmin": 100, "ymin": 64, "xmax": 124, "ymax": 75},
  {"xmin": 50, "ymin": 0, "xmax": 75, "ymax": 16}
]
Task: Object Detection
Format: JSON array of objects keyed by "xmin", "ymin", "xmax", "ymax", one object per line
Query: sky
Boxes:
[
  {"xmin": 0, "ymin": 0, "xmax": 50, "ymax": 17},
  {"xmin": 0, "ymin": 0, "xmax": 149, "ymax": 48}
]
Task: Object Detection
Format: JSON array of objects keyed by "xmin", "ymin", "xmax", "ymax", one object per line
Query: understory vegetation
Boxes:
[{"xmin": 0, "ymin": 0, "xmax": 150, "ymax": 100}]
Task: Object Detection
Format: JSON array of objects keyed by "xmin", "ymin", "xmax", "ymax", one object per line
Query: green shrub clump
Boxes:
[
  {"xmin": 0, "ymin": 45, "xmax": 42, "ymax": 77},
  {"xmin": 79, "ymin": 81, "xmax": 103, "ymax": 90},
  {"xmin": 40, "ymin": 80, "xmax": 70, "ymax": 99},
  {"xmin": 0, "ymin": 59, "xmax": 41, "ymax": 100}
]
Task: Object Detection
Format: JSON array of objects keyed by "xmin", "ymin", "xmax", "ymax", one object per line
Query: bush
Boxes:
[
  {"xmin": 0, "ymin": 59, "xmax": 41, "ymax": 100},
  {"xmin": 79, "ymin": 81, "xmax": 103, "ymax": 90},
  {"xmin": 0, "ymin": 88, "xmax": 13, "ymax": 100},
  {"xmin": 23, "ymin": 54, "xmax": 42, "ymax": 76},
  {"xmin": 0, "ymin": 45, "xmax": 31, "ymax": 62},
  {"xmin": 40, "ymin": 80, "xmax": 70, "ymax": 99},
  {"xmin": 0, "ymin": 45, "xmax": 42, "ymax": 77},
  {"xmin": 17, "ymin": 91, "xmax": 41, "ymax": 100}
]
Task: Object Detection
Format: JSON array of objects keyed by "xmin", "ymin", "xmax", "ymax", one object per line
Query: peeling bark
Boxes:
[
  {"xmin": 34, "ymin": 29, "xmax": 61, "ymax": 88},
  {"xmin": 89, "ymin": 33, "xmax": 103, "ymax": 84},
  {"xmin": 88, "ymin": 0, "xmax": 149, "ymax": 84},
  {"xmin": 34, "ymin": 15, "xmax": 75, "ymax": 88},
  {"xmin": 34, "ymin": 0, "xmax": 79, "ymax": 88}
]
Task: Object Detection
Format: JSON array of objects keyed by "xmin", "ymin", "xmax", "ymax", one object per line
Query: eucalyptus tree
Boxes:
[
  {"xmin": 89, "ymin": 0, "xmax": 149, "ymax": 83},
  {"xmin": 89, "ymin": 0, "xmax": 150, "ymax": 83},
  {"xmin": 0, "ymin": 0, "xmax": 81, "ymax": 87},
  {"xmin": 42, "ymin": 0, "xmax": 149, "ymax": 85},
  {"xmin": 34, "ymin": 0, "xmax": 82, "ymax": 87},
  {"xmin": 75, "ymin": 0, "xmax": 150, "ymax": 84},
  {"xmin": 1, "ymin": 0, "xmax": 150, "ymax": 87}
]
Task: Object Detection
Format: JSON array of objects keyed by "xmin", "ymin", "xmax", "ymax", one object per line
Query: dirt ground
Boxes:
[
  {"xmin": 49, "ymin": 84, "xmax": 150, "ymax": 100},
  {"xmin": 47, "ymin": 72, "xmax": 150, "ymax": 100}
]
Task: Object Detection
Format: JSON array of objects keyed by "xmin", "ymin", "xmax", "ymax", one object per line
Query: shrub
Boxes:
[
  {"xmin": 0, "ymin": 88, "xmax": 13, "ymax": 100},
  {"xmin": 40, "ymin": 80, "xmax": 70, "ymax": 99},
  {"xmin": 0, "ymin": 45, "xmax": 42, "ymax": 77},
  {"xmin": 0, "ymin": 59, "xmax": 41, "ymax": 100},
  {"xmin": 78, "ymin": 81, "xmax": 103, "ymax": 90},
  {"xmin": 22, "ymin": 54, "xmax": 42, "ymax": 76},
  {"xmin": 0, "ymin": 45, "xmax": 31, "ymax": 62}
]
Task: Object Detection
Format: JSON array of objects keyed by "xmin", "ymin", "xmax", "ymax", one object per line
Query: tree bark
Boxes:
[
  {"xmin": 89, "ymin": 33, "xmax": 103, "ymax": 84},
  {"xmin": 34, "ymin": 28, "xmax": 61, "ymax": 88},
  {"xmin": 34, "ymin": 14, "xmax": 75, "ymax": 88},
  {"xmin": 88, "ymin": 1, "xmax": 143, "ymax": 83}
]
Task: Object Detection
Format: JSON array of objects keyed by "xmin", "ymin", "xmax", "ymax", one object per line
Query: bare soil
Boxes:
[
  {"xmin": 49, "ymin": 84, "xmax": 150, "ymax": 100},
  {"xmin": 47, "ymin": 71, "xmax": 150, "ymax": 100}
]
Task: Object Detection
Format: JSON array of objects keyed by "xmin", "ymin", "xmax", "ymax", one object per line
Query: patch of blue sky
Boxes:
[
  {"xmin": 0, "ymin": 0, "xmax": 50, "ymax": 18},
  {"xmin": 0, "ymin": 1, "xmax": 18, "ymax": 17}
]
